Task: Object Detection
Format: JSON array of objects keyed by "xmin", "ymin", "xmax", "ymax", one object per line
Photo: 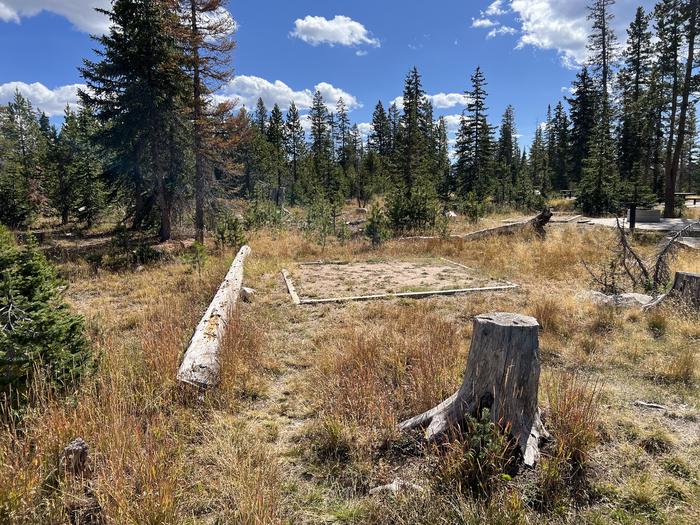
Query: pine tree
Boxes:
[
  {"xmin": 667, "ymin": 0, "xmax": 699, "ymax": 217},
  {"xmin": 80, "ymin": 0, "xmax": 189, "ymax": 241},
  {"xmin": 369, "ymin": 101, "xmax": 391, "ymax": 156},
  {"xmin": 435, "ymin": 117, "xmax": 452, "ymax": 203},
  {"xmin": 618, "ymin": 7, "xmax": 653, "ymax": 182},
  {"xmin": 568, "ymin": 67, "xmax": 597, "ymax": 185},
  {"xmin": 655, "ymin": 0, "xmax": 684, "ymax": 213},
  {"xmin": 309, "ymin": 90, "xmax": 335, "ymax": 198},
  {"xmin": 179, "ymin": 0, "xmax": 236, "ymax": 243},
  {"xmin": 1, "ymin": 225, "xmax": 91, "ymax": 397},
  {"xmin": 455, "ymin": 66, "xmax": 494, "ymax": 199},
  {"xmin": 0, "ymin": 92, "xmax": 48, "ymax": 228},
  {"xmin": 267, "ymin": 103, "xmax": 286, "ymax": 205},
  {"xmin": 578, "ymin": 107, "xmax": 620, "ymax": 215},
  {"xmin": 528, "ymin": 124, "xmax": 552, "ymax": 196},
  {"xmin": 494, "ymin": 105, "xmax": 519, "ymax": 203},
  {"xmin": 284, "ymin": 101, "xmax": 307, "ymax": 204},
  {"xmin": 587, "ymin": 0, "xmax": 618, "ymax": 105},
  {"xmin": 254, "ymin": 97, "xmax": 268, "ymax": 135},
  {"xmin": 549, "ymin": 102, "xmax": 571, "ymax": 190}
]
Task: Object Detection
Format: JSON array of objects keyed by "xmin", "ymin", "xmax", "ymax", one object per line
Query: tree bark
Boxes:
[
  {"xmin": 670, "ymin": 271, "xmax": 700, "ymax": 307},
  {"xmin": 177, "ymin": 245, "xmax": 251, "ymax": 389},
  {"xmin": 191, "ymin": 0, "xmax": 205, "ymax": 245},
  {"xmin": 399, "ymin": 312, "xmax": 547, "ymax": 467}
]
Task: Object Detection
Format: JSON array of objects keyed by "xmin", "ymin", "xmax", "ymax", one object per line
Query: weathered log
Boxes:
[
  {"xmin": 461, "ymin": 207, "xmax": 553, "ymax": 241},
  {"xmin": 177, "ymin": 245, "xmax": 251, "ymax": 389},
  {"xmin": 399, "ymin": 312, "xmax": 547, "ymax": 467},
  {"xmin": 398, "ymin": 208, "xmax": 553, "ymax": 242}
]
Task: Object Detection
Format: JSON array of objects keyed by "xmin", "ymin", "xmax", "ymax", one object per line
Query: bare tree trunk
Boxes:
[
  {"xmin": 191, "ymin": 0, "xmax": 205, "ymax": 245},
  {"xmin": 399, "ymin": 313, "xmax": 547, "ymax": 467}
]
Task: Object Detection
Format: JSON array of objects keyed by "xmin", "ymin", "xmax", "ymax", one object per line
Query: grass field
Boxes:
[{"xmin": 1, "ymin": 212, "xmax": 698, "ymax": 524}]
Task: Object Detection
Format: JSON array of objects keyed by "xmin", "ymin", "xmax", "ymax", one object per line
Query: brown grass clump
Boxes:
[
  {"xmin": 663, "ymin": 346, "xmax": 697, "ymax": 385},
  {"xmin": 543, "ymin": 372, "xmax": 601, "ymax": 472},
  {"xmin": 314, "ymin": 302, "xmax": 466, "ymax": 441}
]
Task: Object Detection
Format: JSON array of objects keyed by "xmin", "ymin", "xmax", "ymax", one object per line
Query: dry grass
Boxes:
[{"xmin": 3, "ymin": 211, "xmax": 699, "ymax": 523}]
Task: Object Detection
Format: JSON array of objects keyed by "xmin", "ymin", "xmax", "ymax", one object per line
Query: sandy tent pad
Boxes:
[{"xmin": 284, "ymin": 259, "xmax": 515, "ymax": 303}]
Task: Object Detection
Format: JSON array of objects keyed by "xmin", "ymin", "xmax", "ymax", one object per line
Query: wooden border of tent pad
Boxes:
[{"xmin": 281, "ymin": 258, "xmax": 519, "ymax": 306}]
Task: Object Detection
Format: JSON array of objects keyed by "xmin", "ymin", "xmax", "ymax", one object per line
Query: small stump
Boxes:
[{"xmin": 399, "ymin": 312, "xmax": 547, "ymax": 467}]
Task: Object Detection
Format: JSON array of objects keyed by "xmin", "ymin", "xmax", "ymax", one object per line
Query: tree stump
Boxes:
[
  {"xmin": 63, "ymin": 437, "xmax": 89, "ymax": 478},
  {"xmin": 399, "ymin": 312, "xmax": 547, "ymax": 467},
  {"xmin": 671, "ymin": 271, "xmax": 700, "ymax": 308}
]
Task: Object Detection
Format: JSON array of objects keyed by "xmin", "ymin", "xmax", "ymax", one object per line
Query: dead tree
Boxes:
[
  {"xmin": 177, "ymin": 245, "xmax": 251, "ymax": 389},
  {"xmin": 399, "ymin": 313, "xmax": 547, "ymax": 467}
]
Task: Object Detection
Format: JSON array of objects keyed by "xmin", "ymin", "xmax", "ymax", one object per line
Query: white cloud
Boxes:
[
  {"xmin": 0, "ymin": 0, "xmax": 111, "ymax": 33},
  {"xmin": 441, "ymin": 114, "xmax": 463, "ymax": 133},
  {"xmin": 291, "ymin": 15, "xmax": 379, "ymax": 48},
  {"xmin": 487, "ymin": 25, "xmax": 517, "ymax": 39},
  {"xmin": 511, "ymin": 0, "xmax": 589, "ymax": 67},
  {"xmin": 392, "ymin": 92, "xmax": 468, "ymax": 110},
  {"xmin": 0, "ymin": 81, "xmax": 85, "ymax": 116},
  {"xmin": 471, "ymin": 17, "xmax": 498, "ymax": 28},
  {"xmin": 218, "ymin": 75, "xmax": 360, "ymax": 112},
  {"xmin": 485, "ymin": 1, "xmax": 509, "ymax": 16},
  {"xmin": 509, "ymin": 0, "xmax": 653, "ymax": 68},
  {"xmin": 357, "ymin": 122, "xmax": 373, "ymax": 140},
  {"xmin": 355, "ymin": 49, "xmax": 368, "ymax": 57}
]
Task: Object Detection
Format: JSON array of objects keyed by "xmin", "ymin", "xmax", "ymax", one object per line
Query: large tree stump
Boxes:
[
  {"xmin": 399, "ymin": 312, "xmax": 547, "ymax": 467},
  {"xmin": 177, "ymin": 245, "xmax": 251, "ymax": 389}
]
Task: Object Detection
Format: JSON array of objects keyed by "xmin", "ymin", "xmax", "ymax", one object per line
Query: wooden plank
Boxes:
[
  {"xmin": 281, "ymin": 269, "xmax": 301, "ymax": 305},
  {"xmin": 298, "ymin": 283, "xmax": 519, "ymax": 305},
  {"xmin": 440, "ymin": 257, "xmax": 473, "ymax": 272}
]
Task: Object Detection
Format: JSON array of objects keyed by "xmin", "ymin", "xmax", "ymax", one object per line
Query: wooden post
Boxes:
[
  {"xmin": 399, "ymin": 313, "xmax": 547, "ymax": 467},
  {"xmin": 177, "ymin": 245, "xmax": 251, "ymax": 389}
]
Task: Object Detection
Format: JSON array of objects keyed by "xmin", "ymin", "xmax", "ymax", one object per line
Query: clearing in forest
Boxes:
[{"xmin": 289, "ymin": 259, "xmax": 512, "ymax": 300}]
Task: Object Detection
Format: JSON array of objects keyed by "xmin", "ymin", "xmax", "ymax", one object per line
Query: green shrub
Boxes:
[
  {"xmin": 434, "ymin": 409, "xmax": 515, "ymax": 498},
  {"xmin": 214, "ymin": 211, "xmax": 246, "ymax": 251},
  {"xmin": 364, "ymin": 205, "xmax": 390, "ymax": 247},
  {"xmin": 0, "ymin": 225, "xmax": 91, "ymax": 399}
]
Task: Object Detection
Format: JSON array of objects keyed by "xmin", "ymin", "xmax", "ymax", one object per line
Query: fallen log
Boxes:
[
  {"xmin": 399, "ymin": 312, "xmax": 547, "ymax": 467},
  {"xmin": 398, "ymin": 208, "xmax": 553, "ymax": 241},
  {"xmin": 460, "ymin": 207, "xmax": 553, "ymax": 241},
  {"xmin": 177, "ymin": 245, "xmax": 251, "ymax": 389}
]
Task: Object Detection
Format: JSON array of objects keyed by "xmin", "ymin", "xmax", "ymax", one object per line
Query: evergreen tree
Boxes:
[
  {"xmin": 587, "ymin": 0, "xmax": 618, "ymax": 105},
  {"xmin": 494, "ymin": 105, "xmax": 519, "ymax": 203},
  {"xmin": 254, "ymin": 97, "xmax": 268, "ymax": 135},
  {"xmin": 0, "ymin": 92, "xmax": 48, "ymax": 228},
  {"xmin": 454, "ymin": 66, "xmax": 494, "ymax": 199},
  {"xmin": 578, "ymin": 107, "xmax": 620, "ymax": 215},
  {"xmin": 618, "ymin": 7, "xmax": 653, "ymax": 182},
  {"xmin": 284, "ymin": 101, "xmax": 306, "ymax": 204},
  {"xmin": 309, "ymin": 91, "xmax": 335, "ymax": 198},
  {"xmin": 369, "ymin": 101, "xmax": 391, "ymax": 156},
  {"xmin": 267, "ymin": 103, "xmax": 286, "ymax": 205},
  {"xmin": 80, "ymin": 0, "xmax": 189, "ymax": 241},
  {"xmin": 0, "ymin": 225, "xmax": 91, "ymax": 397},
  {"xmin": 568, "ymin": 67, "xmax": 597, "ymax": 185},
  {"xmin": 528, "ymin": 124, "xmax": 552, "ymax": 196},
  {"xmin": 435, "ymin": 117, "xmax": 452, "ymax": 202},
  {"xmin": 549, "ymin": 101, "xmax": 571, "ymax": 190}
]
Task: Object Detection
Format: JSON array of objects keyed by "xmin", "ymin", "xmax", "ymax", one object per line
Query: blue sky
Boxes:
[{"xmin": 0, "ymin": 0, "xmax": 654, "ymax": 146}]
